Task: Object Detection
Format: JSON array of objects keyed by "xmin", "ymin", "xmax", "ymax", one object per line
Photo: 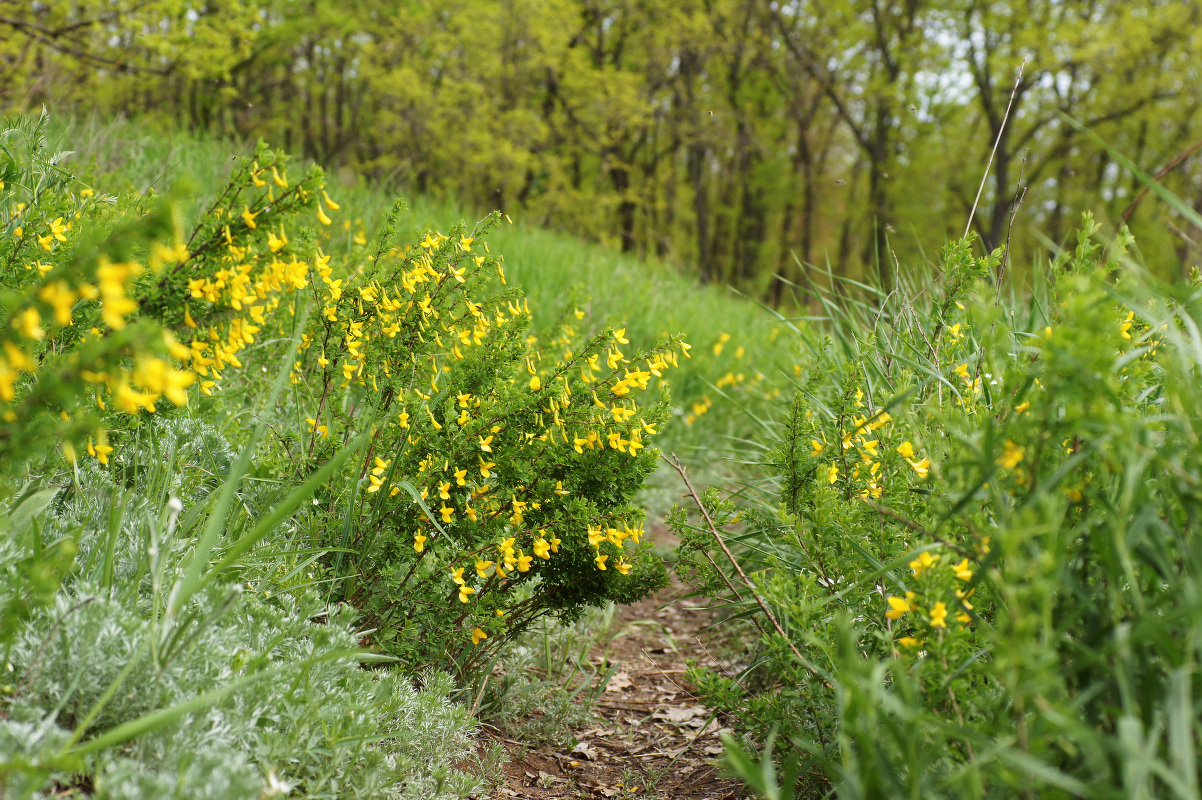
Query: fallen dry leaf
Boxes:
[
  {"xmin": 605, "ymin": 671, "xmax": 634, "ymax": 692},
  {"xmin": 572, "ymin": 741, "xmax": 598, "ymax": 760},
  {"xmin": 652, "ymin": 704, "xmax": 709, "ymax": 724}
]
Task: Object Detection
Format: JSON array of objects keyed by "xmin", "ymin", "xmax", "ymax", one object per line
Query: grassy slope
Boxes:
[{"xmin": 58, "ymin": 114, "xmax": 795, "ymax": 509}]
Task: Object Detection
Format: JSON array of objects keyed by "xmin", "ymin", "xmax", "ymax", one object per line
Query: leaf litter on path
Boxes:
[{"xmin": 487, "ymin": 574, "xmax": 745, "ymax": 799}]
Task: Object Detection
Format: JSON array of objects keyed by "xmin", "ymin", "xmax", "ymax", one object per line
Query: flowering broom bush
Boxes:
[
  {"xmin": 0, "ymin": 110, "xmax": 682, "ymax": 794},
  {"xmin": 294, "ymin": 202, "xmax": 680, "ymax": 672},
  {"xmin": 674, "ymin": 219, "xmax": 1202, "ymax": 797}
]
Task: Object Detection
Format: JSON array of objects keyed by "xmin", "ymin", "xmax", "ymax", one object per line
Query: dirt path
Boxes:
[{"xmin": 489, "ymin": 583, "xmax": 745, "ymax": 799}]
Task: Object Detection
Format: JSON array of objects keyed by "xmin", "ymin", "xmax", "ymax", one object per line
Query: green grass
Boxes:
[{"xmin": 57, "ymin": 113, "xmax": 794, "ymax": 511}]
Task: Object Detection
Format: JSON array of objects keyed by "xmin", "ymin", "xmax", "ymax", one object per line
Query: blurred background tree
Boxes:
[{"xmin": 3, "ymin": 0, "xmax": 1199, "ymax": 298}]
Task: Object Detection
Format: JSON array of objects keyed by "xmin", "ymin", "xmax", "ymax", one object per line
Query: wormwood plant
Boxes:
[
  {"xmin": 675, "ymin": 219, "xmax": 1202, "ymax": 797},
  {"xmin": 1, "ymin": 417, "xmax": 481, "ymax": 799}
]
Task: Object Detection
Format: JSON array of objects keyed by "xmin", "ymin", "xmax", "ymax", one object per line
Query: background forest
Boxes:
[
  {"xmin": 4, "ymin": 0, "xmax": 1201, "ymax": 296},
  {"xmin": 7, "ymin": 3, "xmax": 1202, "ymax": 799}
]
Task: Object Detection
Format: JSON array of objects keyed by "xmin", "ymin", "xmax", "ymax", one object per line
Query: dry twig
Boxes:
[{"xmin": 663, "ymin": 453, "xmax": 821, "ymax": 677}]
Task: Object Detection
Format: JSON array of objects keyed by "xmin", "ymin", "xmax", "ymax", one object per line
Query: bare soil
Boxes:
[{"xmin": 482, "ymin": 583, "xmax": 746, "ymax": 799}]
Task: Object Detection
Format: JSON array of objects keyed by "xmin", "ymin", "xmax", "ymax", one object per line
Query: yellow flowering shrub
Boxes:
[
  {"xmin": 297, "ymin": 203, "xmax": 682, "ymax": 670},
  {"xmin": 0, "ymin": 114, "xmax": 201, "ymax": 471},
  {"xmin": 1, "ymin": 114, "xmax": 683, "ymax": 681},
  {"xmin": 0, "ymin": 114, "xmax": 336, "ymax": 475}
]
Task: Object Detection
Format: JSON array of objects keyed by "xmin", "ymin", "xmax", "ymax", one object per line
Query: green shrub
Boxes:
[
  {"xmin": 674, "ymin": 220, "xmax": 1202, "ymax": 797},
  {"xmin": 0, "ymin": 109, "xmax": 685, "ymax": 795}
]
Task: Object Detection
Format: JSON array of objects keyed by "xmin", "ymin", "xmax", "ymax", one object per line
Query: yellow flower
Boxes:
[
  {"xmin": 998, "ymin": 440, "xmax": 1025, "ymax": 469},
  {"xmin": 529, "ymin": 375, "xmax": 541, "ymax": 391},
  {"xmin": 267, "ymin": 225, "xmax": 288, "ymax": 252},
  {"xmin": 614, "ymin": 560, "xmax": 631, "ymax": 575},
  {"xmin": 594, "ymin": 554, "xmax": 608, "ymax": 571},
  {"xmin": 321, "ymin": 190, "xmax": 340, "ymax": 210},
  {"xmin": 479, "ymin": 435, "xmax": 494, "ymax": 452},
  {"xmin": 132, "ymin": 356, "xmax": 195, "ymax": 407},
  {"xmin": 907, "ymin": 457, "xmax": 930, "ymax": 477},
  {"xmin": 953, "ymin": 363, "xmax": 970, "ymax": 382},
  {"xmin": 451, "ymin": 567, "xmax": 466, "ymax": 586},
  {"xmin": 908, "ymin": 551, "xmax": 940, "ymax": 577},
  {"xmin": 440, "ymin": 504, "xmax": 454, "ymax": 523},
  {"xmin": 827, "ymin": 465, "xmax": 839, "ymax": 484},
  {"xmin": 458, "ymin": 585, "xmax": 474, "ymax": 603},
  {"xmin": 471, "ymin": 627, "xmax": 487, "ymax": 645},
  {"xmin": 367, "ymin": 474, "xmax": 385, "ymax": 493},
  {"xmin": 38, "ymin": 281, "xmax": 76, "ymax": 325},
  {"xmin": 87, "ymin": 435, "xmax": 114, "ymax": 465},
  {"xmin": 885, "ymin": 591, "xmax": 915, "ymax": 620},
  {"xmin": 516, "ymin": 552, "xmax": 533, "ymax": 572},
  {"xmin": 1015, "ymin": 401, "xmax": 1030, "ymax": 415},
  {"xmin": 479, "ymin": 458, "xmax": 495, "ymax": 477},
  {"xmin": 14, "ymin": 307, "xmax": 44, "ymax": 341},
  {"xmin": 929, "ymin": 602, "xmax": 948, "ymax": 629},
  {"xmin": 811, "ymin": 439, "xmax": 824, "ymax": 457},
  {"xmin": 950, "ymin": 558, "xmax": 973, "ymax": 581},
  {"xmin": 241, "ymin": 206, "xmax": 258, "ymax": 229},
  {"xmin": 896, "ymin": 441, "xmax": 915, "ymax": 459},
  {"xmin": 475, "ymin": 559, "xmax": 493, "ymax": 579},
  {"xmin": 271, "ymin": 165, "xmax": 288, "ymax": 188},
  {"xmin": 317, "ymin": 202, "xmax": 332, "ymax": 226},
  {"xmin": 454, "ymin": 467, "xmax": 468, "ymax": 486},
  {"xmin": 1120, "ymin": 311, "xmax": 1134, "ymax": 340},
  {"xmin": 548, "ymin": 535, "xmax": 561, "ymax": 553},
  {"xmin": 898, "ymin": 636, "xmax": 920, "ymax": 648},
  {"xmin": 413, "ymin": 534, "xmax": 427, "ymax": 552},
  {"xmin": 533, "ymin": 538, "xmax": 551, "ymax": 559}
]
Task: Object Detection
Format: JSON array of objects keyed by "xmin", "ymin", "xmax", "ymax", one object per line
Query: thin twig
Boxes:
[
  {"xmin": 1121, "ymin": 139, "xmax": 1202, "ymax": 224},
  {"xmin": 995, "ymin": 148, "xmax": 1029, "ymax": 302},
  {"xmin": 857, "ymin": 496, "xmax": 973, "ymax": 559},
  {"xmin": 965, "ymin": 57, "xmax": 1028, "ymax": 239},
  {"xmin": 469, "ymin": 672, "xmax": 490, "ymax": 717},
  {"xmin": 663, "ymin": 453, "xmax": 820, "ymax": 677}
]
